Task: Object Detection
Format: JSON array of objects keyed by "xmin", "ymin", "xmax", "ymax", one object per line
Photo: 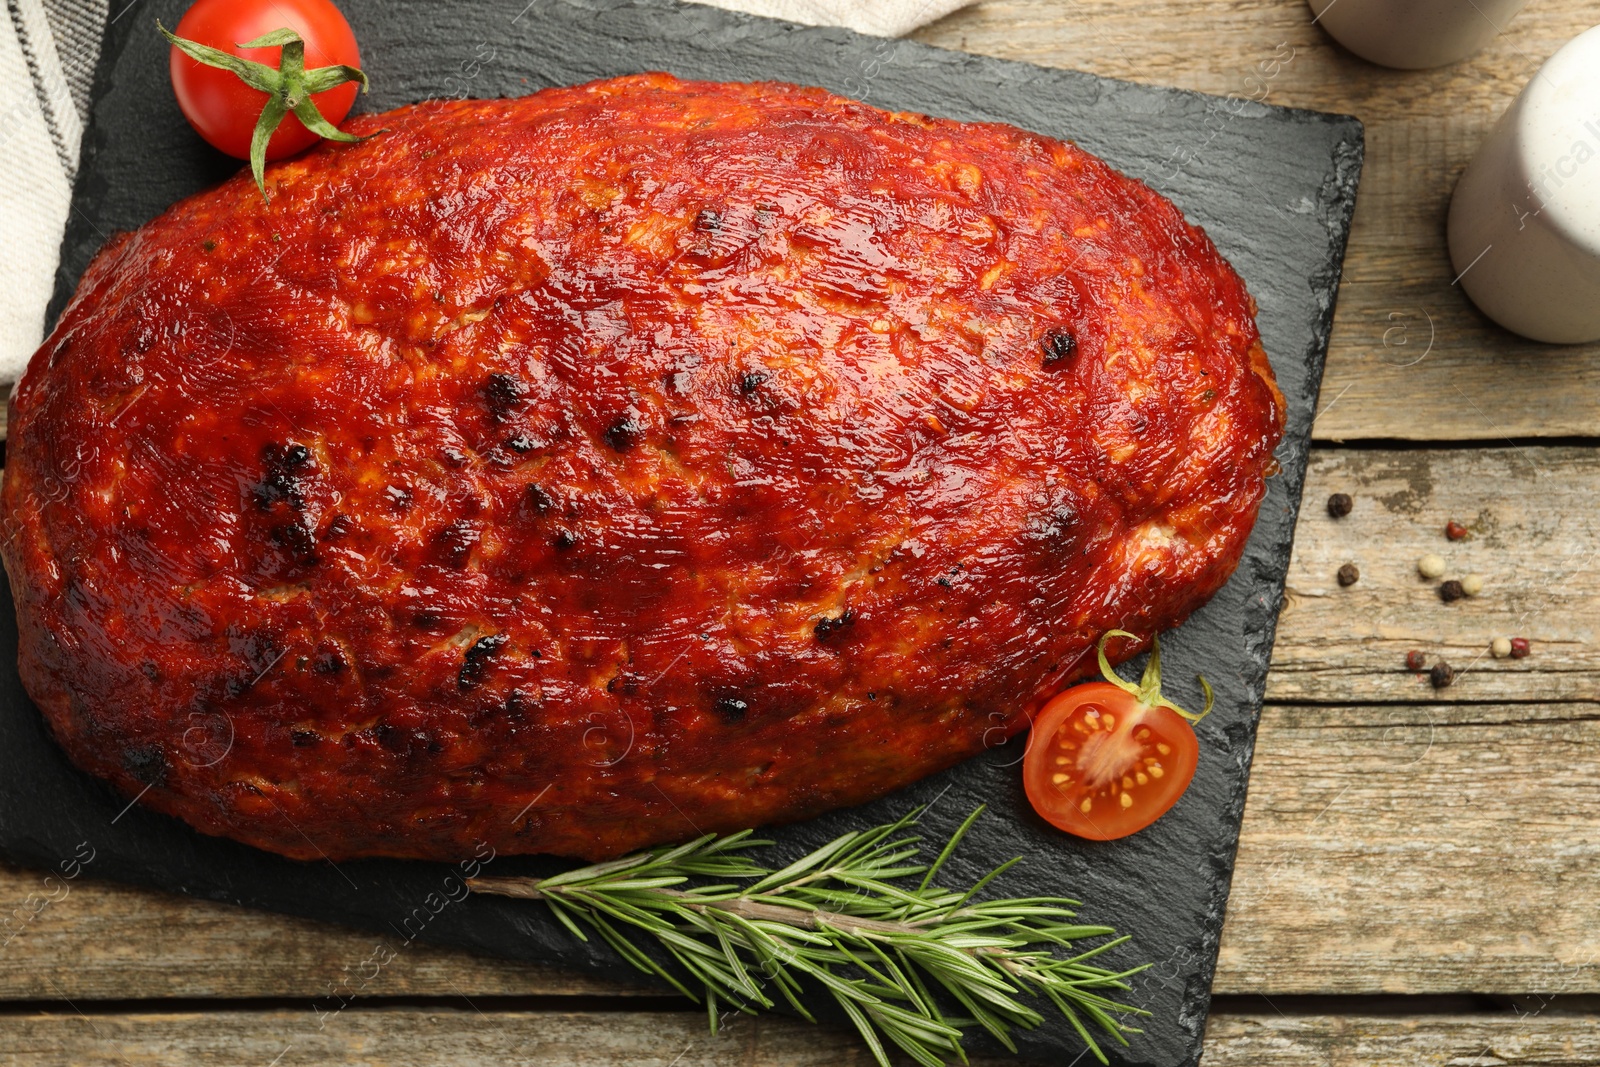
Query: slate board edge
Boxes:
[
  {"xmin": 1182, "ymin": 124, "xmax": 1365, "ymax": 1048},
  {"xmin": 17, "ymin": 2, "xmax": 1367, "ymax": 1065}
]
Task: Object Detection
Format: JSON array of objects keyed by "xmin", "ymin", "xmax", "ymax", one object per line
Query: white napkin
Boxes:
[
  {"xmin": 0, "ymin": 0, "xmax": 975, "ymax": 386},
  {"xmin": 695, "ymin": 0, "xmax": 972, "ymax": 37}
]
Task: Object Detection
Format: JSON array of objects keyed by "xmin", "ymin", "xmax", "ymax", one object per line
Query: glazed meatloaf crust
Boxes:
[{"xmin": 1, "ymin": 74, "xmax": 1283, "ymax": 862}]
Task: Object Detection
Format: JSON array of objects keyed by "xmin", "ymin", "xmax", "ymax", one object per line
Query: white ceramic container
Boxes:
[
  {"xmin": 1447, "ymin": 23, "xmax": 1600, "ymax": 344},
  {"xmin": 1307, "ymin": 0, "xmax": 1529, "ymax": 69}
]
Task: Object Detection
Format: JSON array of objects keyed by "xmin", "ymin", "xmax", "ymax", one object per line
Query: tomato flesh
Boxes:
[
  {"xmin": 1022, "ymin": 681, "xmax": 1199, "ymax": 841},
  {"xmin": 169, "ymin": 0, "xmax": 361, "ymax": 161}
]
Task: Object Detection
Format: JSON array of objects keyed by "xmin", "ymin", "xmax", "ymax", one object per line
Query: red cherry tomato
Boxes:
[
  {"xmin": 1023, "ymin": 682, "xmax": 1199, "ymax": 840},
  {"xmin": 168, "ymin": 0, "xmax": 360, "ymax": 161},
  {"xmin": 1022, "ymin": 632, "xmax": 1207, "ymax": 841}
]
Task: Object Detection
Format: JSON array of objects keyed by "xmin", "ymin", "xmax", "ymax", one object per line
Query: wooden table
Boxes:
[{"xmin": 5, "ymin": 0, "xmax": 1600, "ymax": 1062}]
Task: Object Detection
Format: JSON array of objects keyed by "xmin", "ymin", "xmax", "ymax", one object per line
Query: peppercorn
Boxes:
[
  {"xmin": 1445, "ymin": 520, "xmax": 1469, "ymax": 541},
  {"xmin": 1417, "ymin": 554, "xmax": 1446, "ymax": 580},
  {"xmin": 1439, "ymin": 579, "xmax": 1466, "ymax": 603},
  {"xmin": 1491, "ymin": 637, "xmax": 1512, "ymax": 659},
  {"xmin": 1429, "ymin": 661, "xmax": 1455, "ymax": 688},
  {"xmin": 1460, "ymin": 573, "xmax": 1484, "ymax": 597},
  {"xmin": 1510, "ymin": 637, "xmax": 1531, "ymax": 659},
  {"xmin": 1327, "ymin": 493, "xmax": 1353, "ymax": 518},
  {"xmin": 1405, "ymin": 650, "xmax": 1426, "ymax": 671},
  {"xmin": 1337, "ymin": 562, "xmax": 1360, "ymax": 586}
]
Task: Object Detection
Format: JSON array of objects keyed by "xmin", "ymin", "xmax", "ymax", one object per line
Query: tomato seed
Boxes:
[
  {"xmin": 1137, "ymin": 772, "xmax": 1148, "ymax": 784},
  {"xmin": 1120, "ymin": 793, "xmax": 1133, "ymax": 808},
  {"xmin": 1052, "ymin": 773, "xmax": 1069, "ymax": 785},
  {"xmin": 1149, "ymin": 764, "xmax": 1164, "ymax": 778},
  {"xmin": 1157, "ymin": 743, "xmax": 1171, "ymax": 755},
  {"xmin": 1103, "ymin": 713, "xmax": 1116, "ymax": 729},
  {"xmin": 1079, "ymin": 798, "xmax": 1092, "ymax": 813}
]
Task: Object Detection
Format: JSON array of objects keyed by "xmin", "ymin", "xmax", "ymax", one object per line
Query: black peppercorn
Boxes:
[
  {"xmin": 1439, "ymin": 579, "xmax": 1466, "ymax": 603},
  {"xmin": 1429, "ymin": 661, "xmax": 1455, "ymax": 689},
  {"xmin": 1337, "ymin": 562, "xmax": 1359, "ymax": 587},
  {"xmin": 713, "ymin": 696, "xmax": 749, "ymax": 723},
  {"xmin": 604, "ymin": 416, "xmax": 641, "ymax": 452},
  {"xmin": 1040, "ymin": 328, "xmax": 1077, "ymax": 366},
  {"xmin": 458, "ymin": 633, "xmax": 508, "ymax": 691},
  {"xmin": 1326, "ymin": 492, "xmax": 1353, "ymax": 518}
]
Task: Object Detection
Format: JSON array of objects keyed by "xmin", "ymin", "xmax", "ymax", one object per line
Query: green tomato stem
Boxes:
[{"xmin": 1094, "ymin": 629, "xmax": 1214, "ymax": 723}]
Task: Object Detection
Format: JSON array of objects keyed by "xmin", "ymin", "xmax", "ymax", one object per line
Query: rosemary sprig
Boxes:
[{"xmin": 468, "ymin": 806, "xmax": 1147, "ymax": 1066}]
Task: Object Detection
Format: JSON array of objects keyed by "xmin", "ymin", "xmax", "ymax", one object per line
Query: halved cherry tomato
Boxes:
[
  {"xmin": 1023, "ymin": 630, "xmax": 1209, "ymax": 841},
  {"xmin": 166, "ymin": 0, "xmax": 361, "ymax": 161}
]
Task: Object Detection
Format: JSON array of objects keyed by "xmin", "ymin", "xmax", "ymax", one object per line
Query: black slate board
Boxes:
[{"xmin": 11, "ymin": 1, "xmax": 1362, "ymax": 1064}]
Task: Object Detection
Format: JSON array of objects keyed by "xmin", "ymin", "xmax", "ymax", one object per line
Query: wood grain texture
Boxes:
[
  {"xmin": 0, "ymin": 862, "xmax": 642, "ymax": 1001},
  {"xmin": 1267, "ymin": 446, "xmax": 1600, "ymax": 702},
  {"xmin": 0, "ymin": 1008, "xmax": 1597, "ymax": 1066},
  {"xmin": 4, "ymin": 699, "xmax": 1596, "ymax": 1001},
  {"xmin": 1203, "ymin": 1012, "xmax": 1600, "ymax": 1067},
  {"xmin": 1218, "ymin": 701, "xmax": 1600, "ymax": 995},
  {"xmin": 915, "ymin": 0, "xmax": 1600, "ymax": 441}
]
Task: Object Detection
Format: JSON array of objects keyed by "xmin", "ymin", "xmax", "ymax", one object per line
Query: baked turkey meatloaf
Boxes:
[{"xmin": 0, "ymin": 74, "xmax": 1284, "ymax": 862}]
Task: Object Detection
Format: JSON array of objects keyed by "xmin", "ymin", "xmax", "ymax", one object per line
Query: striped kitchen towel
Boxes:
[
  {"xmin": 2, "ymin": 0, "xmax": 108, "ymax": 386},
  {"xmin": 0, "ymin": 0, "xmax": 974, "ymax": 385}
]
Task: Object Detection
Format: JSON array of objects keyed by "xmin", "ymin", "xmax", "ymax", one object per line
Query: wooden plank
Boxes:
[
  {"xmin": 0, "ymin": 1008, "xmax": 1596, "ymax": 1066},
  {"xmin": 1218, "ymin": 701, "xmax": 1600, "ymax": 995},
  {"xmin": 1204, "ymin": 1013, "xmax": 1600, "ymax": 1067},
  {"xmin": 0, "ymin": 864, "xmax": 638, "ymax": 1001},
  {"xmin": 2, "ymin": 700, "xmax": 1597, "ymax": 1001},
  {"xmin": 916, "ymin": 0, "xmax": 1600, "ymax": 441},
  {"xmin": 1267, "ymin": 446, "xmax": 1600, "ymax": 703}
]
